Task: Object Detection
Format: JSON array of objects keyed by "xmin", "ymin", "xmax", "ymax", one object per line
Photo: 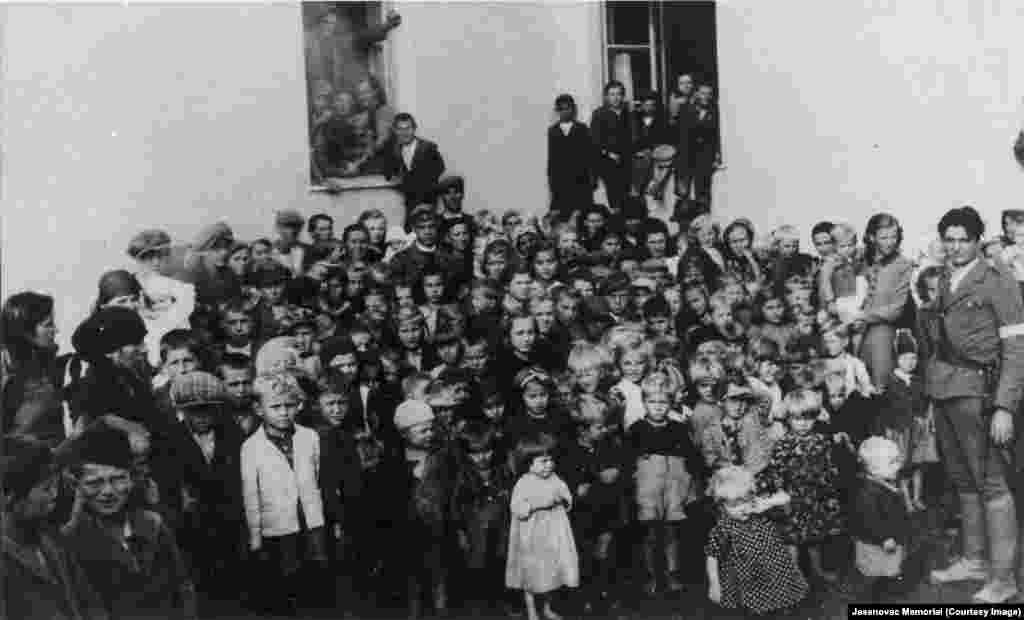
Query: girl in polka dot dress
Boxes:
[{"xmin": 705, "ymin": 466, "xmax": 808, "ymax": 616}]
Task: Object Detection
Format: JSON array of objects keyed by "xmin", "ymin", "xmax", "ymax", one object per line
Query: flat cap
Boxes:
[
  {"xmin": 171, "ymin": 371, "xmax": 229, "ymax": 409},
  {"xmin": 394, "ymin": 399, "xmax": 434, "ymax": 432}
]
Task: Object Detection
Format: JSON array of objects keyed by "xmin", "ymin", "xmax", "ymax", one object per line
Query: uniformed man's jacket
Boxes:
[{"xmin": 925, "ymin": 259, "xmax": 1024, "ymax": 414}]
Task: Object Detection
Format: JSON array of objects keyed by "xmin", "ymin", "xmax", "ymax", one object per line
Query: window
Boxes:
[
  {"xmin": 303, "ymin": 1, "xmax": 397, "ymax": 186},
  {"xmin": 603, "ymin": 1, "xmax": 718, "ymax": 102}
]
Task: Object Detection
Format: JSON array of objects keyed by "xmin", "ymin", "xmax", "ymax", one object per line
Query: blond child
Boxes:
[
  {"xmin": 626, "ymin": 375, "xmax": 702, "ymax": 594},
  {"xmin": 705, "ymin": 466, "xmax": 808, "ymax": 615},
  {"xmin": 850, "ymin": 437, "xmax": 911, "ymax": 601},
  {"xmin": 241, "ymin": 372, "xmax": 327, "ymax": 614}
]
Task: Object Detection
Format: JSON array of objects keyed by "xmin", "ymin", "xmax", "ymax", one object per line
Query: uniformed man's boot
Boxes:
[
  {"xmin": 974, "ymin": 494, "xmax": 1018, "ymax": 603},
  {"xmin": 932, "ymin": 493, "xmax": 988, "ymax": 584}
]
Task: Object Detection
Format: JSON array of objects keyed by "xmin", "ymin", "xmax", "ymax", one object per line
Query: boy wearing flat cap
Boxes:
[
  {"xmin": 168, "ymin": 372, "xmax": 245, "ymax": 598},
  {"xmin": 62, "ymin": 423, "xmax": 198, "ymax": 620},
  {"xmin": 2, "ymin": 436, "xmax": 107, "ymax": 620}
]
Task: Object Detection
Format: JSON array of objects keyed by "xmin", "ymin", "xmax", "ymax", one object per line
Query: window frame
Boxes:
[
  {"xmin": 602, "ymin": 1, "xmax": 662, "ymax": 101},
  {"xmin": 307, "ymin": 0, "xmax": 399, "ymax": 193}
]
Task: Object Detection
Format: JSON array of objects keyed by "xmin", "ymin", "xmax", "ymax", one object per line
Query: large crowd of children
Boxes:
[{"xmin": 8, "ymin": 87, "xmax": 1019, "ymax": 620}]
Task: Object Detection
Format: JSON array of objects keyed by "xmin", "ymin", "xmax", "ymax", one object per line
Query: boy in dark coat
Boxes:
[{"xmin": 2, "ymin": 436, "xmax": 107, "ymax": 620}]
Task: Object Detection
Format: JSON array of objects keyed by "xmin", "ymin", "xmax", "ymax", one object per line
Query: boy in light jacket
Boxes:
[{"xmin": 241, "ymin": 372, "xmax": 327, "ymax": 615}]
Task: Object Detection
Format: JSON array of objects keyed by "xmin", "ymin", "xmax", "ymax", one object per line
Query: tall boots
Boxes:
[
  {"xmin": 974, "ymin": 494, "xmax": 1018, "ymax": 603},
  {"xmin": 932, "ymin": 493, "xmax": 988, "ymax": 583},
  {"xmin": 642, "ymin": 524, "xmax": 685, "ymax": 595}
]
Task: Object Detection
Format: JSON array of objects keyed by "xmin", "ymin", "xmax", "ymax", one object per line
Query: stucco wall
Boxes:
[
  {"xmin": 1, "ymin": 2, "xmax": 602, "ymax": 347},
  {"xmin": 714, "ymin": 1, "xmax": 1024, "ymax": 253}
]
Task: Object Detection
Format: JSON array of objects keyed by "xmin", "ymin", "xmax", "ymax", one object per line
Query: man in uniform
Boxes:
[{"xmin": 928, "ymin": 206, "xmax": 1024, "ymax": 603}]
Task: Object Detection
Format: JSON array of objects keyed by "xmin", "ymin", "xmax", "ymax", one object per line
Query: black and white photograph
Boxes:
[{"xmin": 4, "ymin": 2, "xmax": 1024, "ymax": 619}]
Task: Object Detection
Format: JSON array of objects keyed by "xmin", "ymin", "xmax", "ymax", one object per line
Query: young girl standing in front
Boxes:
[
  {"xmin": 757, "ymin": 389, "xmax": 846, "ymax": 585},
  {"xmin": 506, "ymin": 434, "xmax": 579, "ymax": 620},
  {"xmin": 705, "ymin": 466, "xmax": 808, "ymax": 615}
]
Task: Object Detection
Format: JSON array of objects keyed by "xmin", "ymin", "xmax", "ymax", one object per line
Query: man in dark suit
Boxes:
[
  {"xmin": 927, "ymin": 206, "xmax": 1024, "ymax": 603},
  {"xmin": 589, "ymin": 81, "xmax": 633, "ymax": 219},
  {"xmin": 547, "ymin": 93, "xmax": 595, "ymax": 223},
  {"xmin": 372, "ymin": 113, "xmax": 445, "ymax": 227}
]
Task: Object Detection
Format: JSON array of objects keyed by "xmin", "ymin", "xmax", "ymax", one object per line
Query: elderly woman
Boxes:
[
  {"xmin": 1, "ymin": 292, "xmax": 64, "ymax": 445},
  {"xmin": 852, "ymin": 213, "xmax": 913, "ymax": 391}
]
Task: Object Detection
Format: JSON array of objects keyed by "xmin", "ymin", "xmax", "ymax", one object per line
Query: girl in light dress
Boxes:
[{"xmin": 506, "ymin": 434, "xmax": 579, "ymax": 620}]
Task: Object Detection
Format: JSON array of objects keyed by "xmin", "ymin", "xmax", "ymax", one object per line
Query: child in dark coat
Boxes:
[
  {"xmin": 850, "ymin": 437, "xmax": 912, "ymax": 601},
  {"xmin": 561, "ymin": 410, "xmax": 631, "ymax": 611},
  {"xmin": 451, "ymin": 421, "xmax": 514, "ymax": 614}
]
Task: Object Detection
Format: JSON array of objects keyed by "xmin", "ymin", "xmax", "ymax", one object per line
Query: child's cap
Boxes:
[
  {"xmin": 894, "ymin": 328, "xmax": 918, "ymax": 357},
  {"xmin": 63, "ymin": 422, "xmax": 134, "ymax": 470},
  {"xmin": 722, "ymin": 382, "xmax": 755, "ymax": 401},
  {"xmin": 171, "ymin": 371, "xmax": 229, "ymax": 409},
  {"xmin": 394, "ymin": 399, "xmax": 434, "ymax": 432},
  {"xmin": 858, "ymin": 435, "xmax": 902, "ymax": 472},
  {"xmin": 127, "ymin": 229, "xmax": 172, "ymax": 259}
]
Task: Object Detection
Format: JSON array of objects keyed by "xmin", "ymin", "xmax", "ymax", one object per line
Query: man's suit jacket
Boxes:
[
  {"xmin": 631, "ymin": 113, "xmax": 669, "ymax": 153},
  {"xmin": 589, "ymin": 105, "xmax": 633, "ymax": 159},
  {"xmin": 378, "ymin": 137, "xmax": 446, "ymax": 207},
  {"xmin": 547, "ymin": 121, "xmax": 594, "ymax": 190}
]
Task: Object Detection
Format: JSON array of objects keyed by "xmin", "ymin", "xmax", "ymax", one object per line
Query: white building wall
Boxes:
[
  {"xmin": 714, "ymin": 0, "xmax": 1024, "ymax": 254},
  {"xmin": 1, "ymin": 2, "xmax": 602, "ymax": 347},
  {"xmin": 5, "ymin": 1, "xmax": 1024, "ymax": 347}
]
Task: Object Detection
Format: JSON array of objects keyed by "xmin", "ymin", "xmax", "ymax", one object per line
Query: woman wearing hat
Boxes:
[
  {"xmin": 2, "ymin": 436, "xmax": 106, "ymax": 620},
  {"xmin": 65, "ymin": 307, "xmax": 183, "ymax": 521},
  {"xmin": 1, "ymin": 291, "xmax": 66, "ymax": 445},
  {"xmin": 127, "ymin": 231, "xmax": 197, "ymax": 368},
  {"xmin": 62, "ymin": 424, "xmax": 197, "ymax": 620}
]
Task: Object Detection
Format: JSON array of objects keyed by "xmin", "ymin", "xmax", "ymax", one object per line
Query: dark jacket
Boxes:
[
  {"xmin": 589, "ymin": 105, "xmax": 632, "ymax": 159},
  {"xmin": 2, "ymin": 521, "xmax": 108, "ymax": 620},
  {"xmin": 62, "ymin": 510, "xmax": 196, "ymax": 620},
  {"xmin": 388, "ymin": 245, "xmax": 464, "ymax": 289},
  {"xmin": 169, "ymin": 420, "xmax": 245, "ymax": 553},
  {"xmin": 374, "ymin": 137, "xmax": 446, "ymax": 208},
  {"xmin": 547, "ymin": 121, "xmax": 594, "ymax": 192},
  {"xmin": 849, "ymin": 476, "xmax": 911, "ymax": 545},
  {"xmin": 631, "ymin": 113, "xmax": 669, "ymax": 153}
]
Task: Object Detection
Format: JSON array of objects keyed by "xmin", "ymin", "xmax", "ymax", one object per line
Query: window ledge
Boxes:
[{"xmin": 310, "ymin": 175, "xmax": 399, "ymax": 193}]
